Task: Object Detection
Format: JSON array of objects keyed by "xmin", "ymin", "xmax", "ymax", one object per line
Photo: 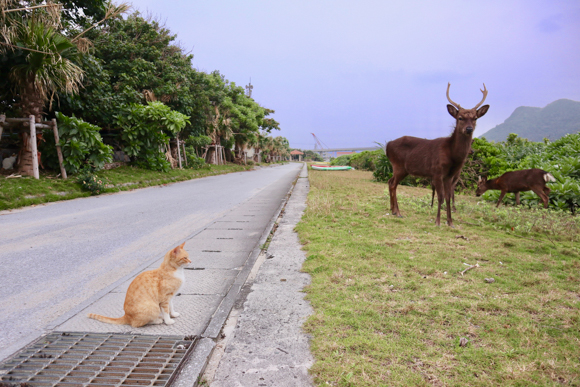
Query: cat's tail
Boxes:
[{"xmin": 87, "ymin": 313, "xmax": 128, "ymax": 325}]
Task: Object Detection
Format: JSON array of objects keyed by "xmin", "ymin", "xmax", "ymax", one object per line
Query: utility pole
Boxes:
[{"xmin": 245, "ymin": 78, "xmax": 253, "ymax": 98}]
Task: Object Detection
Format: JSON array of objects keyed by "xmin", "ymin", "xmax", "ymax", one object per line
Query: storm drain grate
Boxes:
[{"xmin": 0, "ymin": 332, "xmax": 196, "ymax": 387}]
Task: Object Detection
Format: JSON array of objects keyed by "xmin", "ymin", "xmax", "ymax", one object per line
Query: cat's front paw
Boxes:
[
  {"xmin": 170, "ymin": 312, "xmax": 180, "ymax": 318},
  {"xmin": 164, "ymin": 318, "xmax": 175, "ymax": 325}
]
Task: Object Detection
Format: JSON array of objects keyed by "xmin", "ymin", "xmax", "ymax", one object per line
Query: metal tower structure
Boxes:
[{"xmin": 311, "ymin": 133, "xmax": 329, "ymax": 151}]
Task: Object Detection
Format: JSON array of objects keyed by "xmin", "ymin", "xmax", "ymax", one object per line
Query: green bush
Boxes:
[
  {"xmin": 373, "ymin": 154, "xmax": 392, "ymax": 182},
  {"xmin": 42, "ymin": 112, "xmax": 113, "ymax": 174},
  {"xmin": 185, "ymin": 135, "xmax": 212, "ymax": 156},
  {"xmin": 330, "ymin": 154, "xmax": 352, "ymax": 166},
  {"xmin": 184, "ymin": 149, "xmax": 209, "ymax": 170},
  {"xmin": 116, "ymin": 101, "xmax": 189, "ymax": 171},
  {"xmin": 350, "ymin": 150, "xmax": 381, "ymax": 171},
  {"xmin": 76, "ymin": 169, "xmax": 106, "ymax": 195}
]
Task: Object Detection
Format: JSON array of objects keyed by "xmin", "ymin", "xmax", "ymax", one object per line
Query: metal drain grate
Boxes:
[{"xmin": 0, "ymin": 332, "xmax": 196, "ymax": 387}]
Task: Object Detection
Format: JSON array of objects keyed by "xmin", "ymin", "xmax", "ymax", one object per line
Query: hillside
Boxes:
[{"xmin": 481, "ymin": 99, "xmax": 580, "ymax": 142}]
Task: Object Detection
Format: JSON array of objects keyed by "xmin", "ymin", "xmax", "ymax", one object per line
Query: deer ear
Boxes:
[
  {"xmin": 477, "ymin": 105, "xmax": 489, "ymax": 118},
  {"xmin": 478, "ymin": 176, "xmax": 482, "ymax": 183},
  {"xmin": 447, "ymin": 104, "xmax": 458, "ymax": 118}
]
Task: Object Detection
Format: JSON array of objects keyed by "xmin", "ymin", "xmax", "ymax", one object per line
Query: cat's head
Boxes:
[{"xmin": 168, "ymin": 242, "xmax": 191, "ymax": 267}]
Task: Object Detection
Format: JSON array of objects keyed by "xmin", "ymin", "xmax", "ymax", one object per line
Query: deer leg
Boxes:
[
  {"xmin": 444, "ymin": 178, "xmax": 454, "ymax": 227},
  {"xmin": 387, "ymin": 177, "xmax": 396, "ymax": 214},
  {"xmin": 388, "ymin": 171, "xmax": 407, "ymax": 217},
  {"xmin": 451, "ymin": 190, "xmax": 456, "ymax": 212},
  {"xmin": 543, "ymin": 186, "xmax": 551, "ymax": 196},
  {"xmin": 515, "ymin": 192, "xmax": 521, "ymax": 206},
  {"xmin": 434, "ymin": 178, "xmax": 445, "ymax": 226},
  {"xmin": 531, "ymin": 187, "xmax": 549, "ymax": 208},
  {"xmin": 451, "ymin": 176, "xmax": 459, "ymax": 212},
  {"xmin": 496, "ymin": 191, "xmax": 507, "ymax": 207},
  {"xmin": 431, "ymin": 185, "xmax": 435, "ymax": 208}
]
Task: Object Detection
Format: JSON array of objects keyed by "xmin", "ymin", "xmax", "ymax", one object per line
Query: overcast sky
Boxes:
[{"xmin": 128, "ymin": 0, "xmax": 580, "ymax": 149}]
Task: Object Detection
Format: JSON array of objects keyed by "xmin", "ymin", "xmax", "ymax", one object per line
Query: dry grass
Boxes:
[{"xmin": 296, "ymin": 170, "xmax": 580, "ymax": 387}]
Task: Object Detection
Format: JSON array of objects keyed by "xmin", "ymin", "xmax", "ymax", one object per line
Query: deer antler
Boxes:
[
  {"xmin": 446, "ymin": 83, "xmax": 461, "ymax": 109},
  {"xmin": 473, "ymin": 83, "xmax": 488, "ymax": 109}
]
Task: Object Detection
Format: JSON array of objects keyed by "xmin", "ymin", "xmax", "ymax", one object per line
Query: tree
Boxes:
[{"xmin": 0, "ymin": 0, "xmax": 127, "ymax": 174}]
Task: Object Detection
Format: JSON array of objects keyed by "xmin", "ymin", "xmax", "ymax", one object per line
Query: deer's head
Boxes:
[
  {"xmin": 475, "ymin": 176, "xmax": 488, "ymax": 196},
  {"xmin": 446, "ymin": 83, "xmax": 489, "ymax": 136}
]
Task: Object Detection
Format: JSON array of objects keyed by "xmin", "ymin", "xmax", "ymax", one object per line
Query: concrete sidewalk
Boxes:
[{"xmin": 203, "ymin": 165, "xmax": 314, "ymax": 386}]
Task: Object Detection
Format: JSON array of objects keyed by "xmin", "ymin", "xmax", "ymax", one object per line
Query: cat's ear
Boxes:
[
  {"xmin": 172, "ymin": 246, "xmax": 180, "ymax": 255},
  {"xmin": 179, "ymin": 242, "xmax": 186, "ymax": 249}
]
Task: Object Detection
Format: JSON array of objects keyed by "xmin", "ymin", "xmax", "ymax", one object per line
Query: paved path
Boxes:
[{"xmin": 0, "ymin": 163, "xmax": 302, "ymax": 362}]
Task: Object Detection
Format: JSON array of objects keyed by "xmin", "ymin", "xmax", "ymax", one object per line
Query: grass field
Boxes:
[
  {"xmin": 296, "ymin": 169, "xmax": 580, "ymax": 386},
  {"xmin": 0, "ymin": 164, "xmax": 254, "ymax": 211}
]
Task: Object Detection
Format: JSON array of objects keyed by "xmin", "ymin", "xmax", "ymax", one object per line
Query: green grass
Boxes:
[
  {"xmin": 296, "ymin": 170, "xmax": 580, "ymax": 387},
  {"xmin": 0, "ymin": 164, "xmax": 253, "ymax": 211}
]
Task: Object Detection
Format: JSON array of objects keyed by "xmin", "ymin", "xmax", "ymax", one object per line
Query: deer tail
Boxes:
[
  {"xmin": 88, "ymin": 313, "xmax": 129, "ymax": 325},
  {"xmin": 544, "ymin": 173, "xmax": 556, "ymax": 183}
]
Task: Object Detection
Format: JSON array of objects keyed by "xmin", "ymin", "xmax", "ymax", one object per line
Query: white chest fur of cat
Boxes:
[{"xmin": 88, "ymin": 242, "xmax": 191, "ymax": 327}]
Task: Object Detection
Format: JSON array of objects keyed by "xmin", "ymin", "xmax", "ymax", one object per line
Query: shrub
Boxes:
[
  {"xmin": 373, "ymin": 154, "xmax": 392, "ymax": 182},
  {"xmin": 76, "ymin": 169, "xmax": 106, "ymax": 195},
  {"xmin": 185, "ymin": 135, "xmax": 212, "ymax": 156},
  {"xmin": 330, "ymin": 154, "xmax": 352, "ymax": 166},
  {"xmin": 184, "ymin": 149, "xmax": 209, "ymax": 170},
  {"xmin": 350, "ymin": 150, "xmax": 382, "ymax": 171},
  {"xmin": 116, "ymin": 101, "xmax": 189, "ymax": 171},
  {"xmin": 42, "ymin": 112, "xmax": 113, "ymax": 174}
]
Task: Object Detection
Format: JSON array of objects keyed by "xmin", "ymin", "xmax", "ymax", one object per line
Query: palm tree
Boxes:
[
  {"xmin": 1, "ymin": 1, "xmax": 128, "ymax": 173},
  {"xmin": 262, "ymin": 136, "xmax": 274, "ymax": 163},
  {"xmin": 6, "ymin": 15, "xmax": 84, "ymax": 120}
]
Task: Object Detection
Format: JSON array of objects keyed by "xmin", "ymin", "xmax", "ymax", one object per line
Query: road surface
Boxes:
[{"xmin": 0, "ymin": 163, "xmax": 302, "ymax": 362}]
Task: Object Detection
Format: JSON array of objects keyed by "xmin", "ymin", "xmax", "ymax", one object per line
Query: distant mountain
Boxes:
[{"xmin": 480, "ymin": 99, "xmax": 580, "ymax": 142}]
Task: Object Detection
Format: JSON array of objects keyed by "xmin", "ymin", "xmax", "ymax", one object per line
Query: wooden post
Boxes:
[
  {"xmin": 52, "ymin": 119, "xmax": 67, "ymax": 179},
  {"xmin": 176, "ymin": 137, "xmax": 182, "ymax": 169},
  {"xmin": 182, "ymin": 142, "xmax": 187, "ymax": 166},
  {"xmin": 29, "ymin": 115, "xmax": 39, "ymax": 179},
  {"xmin": 0, "ymin": 115, "xmax": 5, "ymax": 143},
  {"xmin": 222, "ymin": 146, "xmax": 227, "ymax": 165}
]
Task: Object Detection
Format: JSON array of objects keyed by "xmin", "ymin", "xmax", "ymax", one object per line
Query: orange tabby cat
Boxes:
[{"xmin": 88, "ymin": 242, "xmax": 191, "ymax": 327}]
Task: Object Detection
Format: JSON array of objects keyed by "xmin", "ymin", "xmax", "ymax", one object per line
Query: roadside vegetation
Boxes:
[
  {"xmin": 1, "ymin": 1, "xmax": 290, "ymax": 206},
  {"xmin": 0, "ymin": 164, "xmax": 259, "ymax": 211},
  {"xmin": 297, "ymin": 169, "xmax": 579, "ymax": 386}
]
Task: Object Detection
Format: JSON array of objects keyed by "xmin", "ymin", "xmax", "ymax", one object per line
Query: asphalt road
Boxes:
[{"xmin": 0, "ymin": 163, "xmax": 302, "ymax": 362}]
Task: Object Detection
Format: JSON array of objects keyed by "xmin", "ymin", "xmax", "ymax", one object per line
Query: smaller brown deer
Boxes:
[{"xmin": 475, "ymin": 168, "xmax": 556, "ymax": 208}]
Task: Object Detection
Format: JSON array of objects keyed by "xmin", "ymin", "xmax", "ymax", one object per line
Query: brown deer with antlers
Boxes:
[{"xmin": 386, "ymin": 83, "xmax": 489, "ymax": 226}]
